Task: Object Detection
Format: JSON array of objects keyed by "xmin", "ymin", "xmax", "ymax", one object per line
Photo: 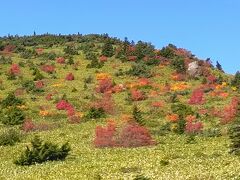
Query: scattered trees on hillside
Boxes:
[{"xmin": 101, "ymin": 40, "xmax": 114, "ymax": 57}]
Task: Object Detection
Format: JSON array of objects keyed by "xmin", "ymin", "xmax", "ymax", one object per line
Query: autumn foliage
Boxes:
[
  {"xmin": 94, "ymin": 121, "xmax": 155, "ymax": 148},
  {"xmin": 9, "ymin": 64, "xmax": 21, "ymax": 76},
  {"xmin": 65, "ymin": 73, "xmax": 75, "ymax": 81},
  {"xmin": 189, "ymin": 88, "xmax": 204, "ymax": 105},
  {"xmin": 220, "ymin": 97, "xmax": 239, "ymax": 124},
  {"xmin": 96, "ymin": 78, "xmax": 113, "ymax": 93},
  {"xmin": 41, "ymin": 65, "xmax": 55, "ymax": 74},
  {"xmin": 130, "ymin": 89, "xmax": 146, "ymax": 101}
]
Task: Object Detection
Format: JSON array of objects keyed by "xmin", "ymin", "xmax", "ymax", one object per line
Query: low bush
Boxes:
[
  {"xmin": 85, "ymin": 107, "xmax": 106, "ymax": 119},
  {"xmin": 1, "ymin": 106, "xmax": 25, "ymax": 125},
  {"xmin": 1, "ymin": 93, "xmax": 23, "ymax": 108},
  {"xmin": 14, "ymin": 136, "xmax": 70, "ymax": 166},
  {"xmin": 127, "ymin": 63, "xmax": 152, "ymax": 78},
  {"xmin": 0, "ymin": 128, "xmax": 21, "ymax": 146}
]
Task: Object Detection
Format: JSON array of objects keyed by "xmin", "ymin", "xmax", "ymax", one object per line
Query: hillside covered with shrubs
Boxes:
[{"xmin": 0, "ymin": 33, "xmax": 240, "ymax": 179}]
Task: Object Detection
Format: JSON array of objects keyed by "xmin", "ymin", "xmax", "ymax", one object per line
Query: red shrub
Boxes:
[
  {"xmin": 94, "ymin": 121, "xmax": 116, "ymax": 148},
  {"xmin": 56, "ymin": 100, "xmax": 72, "ymax": 110},
  {"xmin": 198, "ymin": 108, "xmax": 208, "ymax": 115},
  {"xmin": 94, "ymin": 121, "xmax": 155, "ymax": 148},
  {"xmin": 41, "ymin": 65, "xmax": 55, "ymax": 73},
  {"xmin": 66, "ymin": 107, "xmax": 75, "ymax": 117},
  {"xmin": 96, "ymin": 78, "xmax": 113, "ymax": 93},
  {"xmin": 99, "ymin": 55, "xmax": 108, "ymax": 62},
  {"xmin": 185, "ymin": 122, "xmax": 203, "ymax": 134},
  {"xmin": 220, "ymin": 97, "xmax": 239, "ymax": 124},
  {"xmin": 56, "ymin": 99, "xmax": 76, "ymax": 119},
  {"xmin": 171, "ymin": 73, "xmax": 186, "ymax": 81},
  {"xmin": 112, "ymin": 84, "xmax": 125, "ymax": 93},
  {"xmin": 9, "ymin": 64, "xmax": 21, "ymax": 76},
  {"xmin": 68, "ymin": 115, "xmax": 81, "ymax": 124},
  {"xmin": 151, "ymin": 101, "xmax": 164, "ymax": 108},
  {"xmin": 128, "ymin": 56, "xmax": 137, "ymax": 61},
  {"xmin": 45, "ymin": 93, "xmax": 53, "ymax": 101},
  {"xmin": 4, "ymin": 45, "xmax": 15, "ymax": 52},
  {"xmin": 35, "ymin": 80, "xmax": 44, "ymax": 89},
  {"xmin": 65, "ymin": 73, "xmax": 75, "ymax": 81},
  {"xmin": 56, "ymin": 57, "xmax": 65, "ymax": 64},
  {"xmin": 138, "ymin": 78, "xmax": 150, "ymax": 86},
  {"xmin": 22, "ymin": 119, "xmax": 36, "ymax": 132},
  {"xmin": 130, "ymin": 89, "xmax": 146, "ymax": 101},
  {"xmin": 189, "ymin": 88, "xmax": 204, "ymax": 105},
  {"xmin": 207, "ymin": 74, "xmax": 217, "ymax": 84},
  {"xmin": 15, "ymin": 88, "xmax": 25, "ymax": 96},
  {"xmin": 118, "ymin": 123, "xmax": 155, "ymax": 147},
  {"xmin": 92, "ymin": 93, "xmax": 115, "ymax": 114}
]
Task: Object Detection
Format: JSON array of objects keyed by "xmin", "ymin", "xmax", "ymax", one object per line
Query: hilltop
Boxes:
[{"xmin": 0, "ymin": 33, "xmax": 240, "ymax": 179}]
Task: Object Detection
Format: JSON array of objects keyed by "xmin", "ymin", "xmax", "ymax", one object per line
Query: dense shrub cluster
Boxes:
[
  {"xmin": 15, "ymin": 136, "xmax": 70, "ymax": 166},
  {"xmin": 1, "ymin": 106, "xmax": 25, "ymax": 125},
  {"xmin": 127, "ymin": 63, "xmax": 152, "ymax": 78},
  {"xmin": 94, "ymin": 121, "xmax": 155, "ymax": 148}
]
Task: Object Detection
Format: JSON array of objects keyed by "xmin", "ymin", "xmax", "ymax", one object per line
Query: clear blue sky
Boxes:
[{"xmin": 1, "ymin": 0, "xmax": 239, "ymax": 74}]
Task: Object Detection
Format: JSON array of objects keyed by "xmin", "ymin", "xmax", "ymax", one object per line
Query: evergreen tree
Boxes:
[
  {"xmin": 101, "ymin": 40, "xmax": 114, "ymax": 57},
  {"xmin": 229, "ymin": 101, "xmax": 240, "ymax": 155},
  {"xmin": 15, "ymin": 136, "xmax": 71, "ymax": 166},
  {"xmin": 216, "ymin": 61, "xmax": 224, "ymax": 72},
  {"xmin": 232, "ymin": 71, "xmax": 240, "ymax": 88},
  {"xmin": 171, "ymin": 57, "xmax": 186, "ymax": 73}
]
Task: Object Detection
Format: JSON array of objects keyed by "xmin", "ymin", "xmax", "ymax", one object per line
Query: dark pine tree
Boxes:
[
  {"xmin": 102, "ymin": 40, "xmax": 114, "ymax": 57},
  {"xmin": 216, "ymin": 61, "xmax": 224, "ymax": 72},
  {"xmin": 232, "ymin": 71, "xmax": 240, "ymax": 88}
]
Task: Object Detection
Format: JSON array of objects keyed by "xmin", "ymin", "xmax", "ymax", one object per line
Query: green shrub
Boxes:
[
  {"xmin": 20, "ymin": 49, "xmax": 37, "ymax": 59},
  {"xmin": 86, "ymin": 59, "xmax": 103, "ymax": 69},
  {"xmin": 229, "ymin": 104, "xmax": 240, "ymax": 155},
  {"xmin": 101, "ymin": 40, "xmax": 114, "ymax": 57},
  {"xmin": 0, "ymin": 56, "xmax": 12, "ymax": 64},
  {"xmin": 67, "ymin": 56, "xmax": 75, "ymax": 65},
  {"xmin": 14, "ymin": 136, "xmax": 71, "ymax": 166},
  {"xmin": 84, "ymin": 75, "xmax": 93, "ymax": 84},
  {"xmin": 1, "ymin": 93, "xmax": 23, "ymax": 108},
  {"xmin": 85, "ymin": 107, "xmax": 106, "ymax": 119},
  {"xmin": 32, "ymin": 68, "xmax": 44, "ymax": 81},
  {"xmin": 171, "ymin": 103, "xmax": 194, "ymax": 134},
  {"xmin": 160, "ymin": 159, "xmax": 170, "ymax": 166},
  {"xmin": 171, "ymin": 56, "xmax": 186, "ymax": 73},
  {"xmin": 135, "ymin": 41, "xmax": 155, "ymax": 60},
  {"xmin": 0, "ymin": 128, "xmax": 21, "ymax": 146},
  {"xmin": 127, "ymin": 63, "xmax": 152, "ymax": 78},
  {"xmin": 1, "ymin": 107, "xmax": 25, "ymax": 125},
  {"xmin": 64, "ymin": 45, "xmax": 78, "ymax": 55},
  {"xmin": 85, "ymin": 52, "xmax": 98, "ymax": 61},
  {"xmin": 160, "ymin": 46, "xmax": 175, "ymax": 59},
  {"xmin": 22, "ymin": 80, "xmax": 35, "ymax": 92}
]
